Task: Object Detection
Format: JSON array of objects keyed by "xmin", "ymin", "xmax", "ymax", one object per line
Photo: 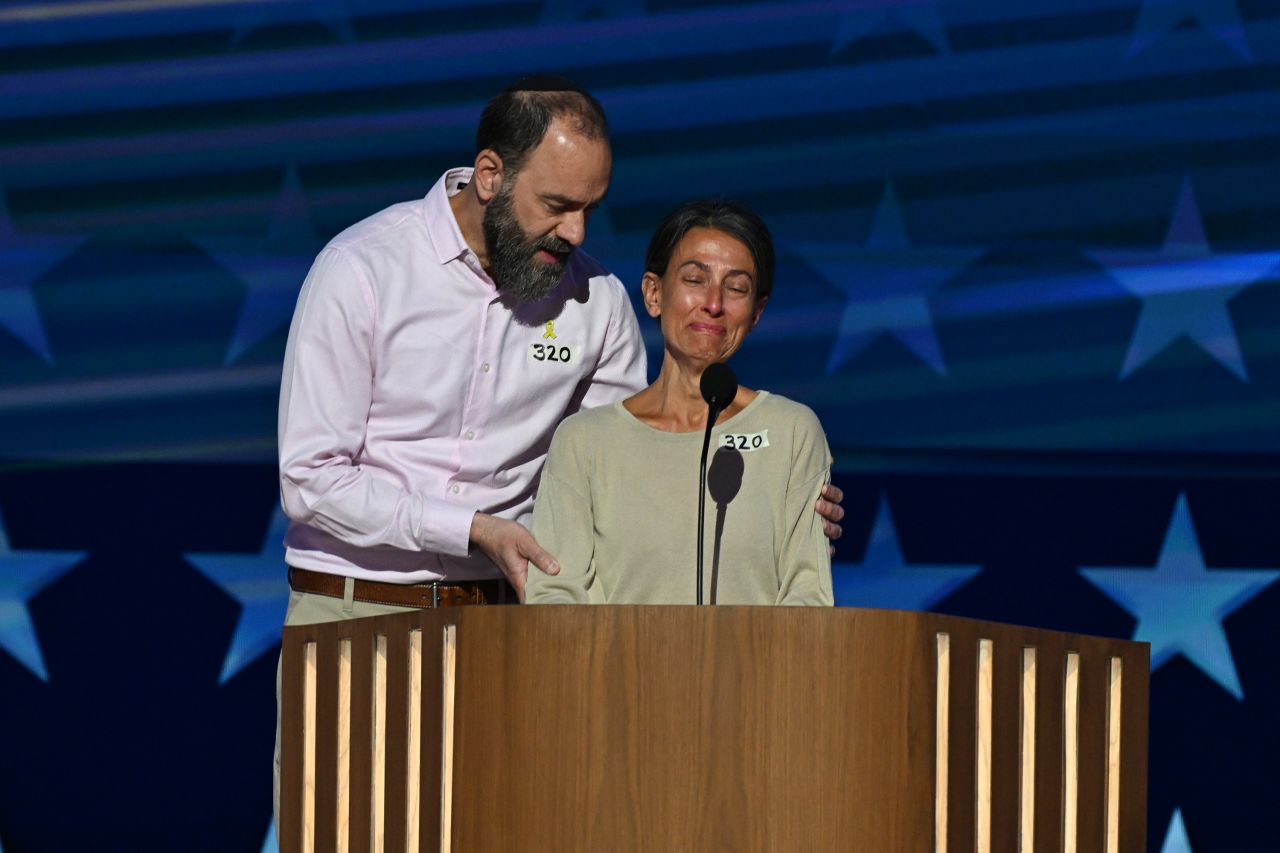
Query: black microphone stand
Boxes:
[{"xmin": 697, "ymin": 363, "xmax": 737, "ymax": 605}]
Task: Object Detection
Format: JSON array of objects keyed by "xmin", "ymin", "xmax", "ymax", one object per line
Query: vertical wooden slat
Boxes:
[
  {"xmin": 1062, "ymin": 652, "xmax": 1081, "ymax": 853},
  {"xmin": 935, "ymin": 632, "xmax": 950, "ymax": 853},
  {"xmin": 1033, "ymin": 637, "xmax": 1066, "ymax": 853},
  {"xmin": 371, "ymin": 635, "xmax": 388, "ymax": 853},
  {"xmin": 1105, "ymin": 657, "xmax": 1123, "ymax": 853},
  {"xmin": 337, "ymin": 638, "xmax": 353, "ymax": 853},
  {"xmin": 417, "ymin": 617, "xmax": 446, "ymax": 852},
  {"xmin": 280, "ymin": 637, "xmax": 306, "ymax": 853},
  {"xmin": 1118, "ymin": 646, "xmax": 1150, "ymax": 853},
  {"xmin": 347, "ymin": 632, "xmax": 374, "ymax": 853},
  {"xmin": 975, "ymin": 639, "xmax": 994, "ymax": 853},
  {"xmin": 1076, "ymin": 650, "xmax": 1107, "ymax": 852},
  {"xmin": 303, "ymin": 642, "xmax": 318, "ymax": 853},
  {"xmin": 383, "ymin": 628, "xmax": 411, "ymax": 852},
  {"xmin": 1019, "ymin": 647, "xmax": 1037, "ymax": 853},
  {"xmin": 315, "ymin": 638, "xmax": 340, "ymax": 853},
  {"xmin": 406, "ymin": 630, "xmax": 423, "ymax": 852},
  {"xmin": 441, "ymin": 624, "xmax": 458, "ymax": 853},
  {"xmin": 989, "ymin": 636, "xmax": 1022, "ymax": 853},
  {"xmin": 946, "ymin": 634, "xmax": 977, "ymax": 853}
]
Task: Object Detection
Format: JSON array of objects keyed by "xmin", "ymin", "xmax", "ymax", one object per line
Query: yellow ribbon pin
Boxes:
[{"xmin": 543, "ymin": 321, "xmax": 558, "ymax": 340}]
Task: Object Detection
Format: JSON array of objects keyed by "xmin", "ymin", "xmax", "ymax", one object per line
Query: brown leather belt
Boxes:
[{"xmin": 288, "ymin": 567, "xmax": 515, "ymax": 608}]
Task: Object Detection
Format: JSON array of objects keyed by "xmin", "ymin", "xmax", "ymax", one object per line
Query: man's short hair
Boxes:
[
  {"xmin": 644, "ymin": 200, "xmax": 777, "ymax": 302},
  {"xmin": 476, "ymin": 75, "xmax": 609, "ymax": 176}
]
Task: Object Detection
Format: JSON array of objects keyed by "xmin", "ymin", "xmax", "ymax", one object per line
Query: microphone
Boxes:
[{"xmin": 697, "ymin": 362, "xmax": 737, "ymax": 605}]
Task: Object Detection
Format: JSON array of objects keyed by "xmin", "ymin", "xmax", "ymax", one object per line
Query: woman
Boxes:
[{"xmin": 526, "ymin": 200, "xmax": 833, "ymax": 605}]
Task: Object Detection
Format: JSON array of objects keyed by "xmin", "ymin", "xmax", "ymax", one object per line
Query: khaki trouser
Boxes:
[{"xmin": 273, "ymin": 580, "xmax": 420, "ymax": 835}]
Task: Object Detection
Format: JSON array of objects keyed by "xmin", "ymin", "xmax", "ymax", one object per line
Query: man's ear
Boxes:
[
  {"xmin": 641, "ymin": 273, "xmax": 662, "ymax": 318},
  {"xmin": 473, "ymin": 149, "xmax": 504, "ymax": 203}
]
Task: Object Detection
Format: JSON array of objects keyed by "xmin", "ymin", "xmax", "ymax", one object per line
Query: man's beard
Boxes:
[{"xmin": 482, "ymin": 183, "xmax": 575, "ymax": 303}]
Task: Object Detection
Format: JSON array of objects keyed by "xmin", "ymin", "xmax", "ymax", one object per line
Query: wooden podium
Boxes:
[{"xmin": 280, "ymin": 607, "xmax": 1147, "ymax": 852}]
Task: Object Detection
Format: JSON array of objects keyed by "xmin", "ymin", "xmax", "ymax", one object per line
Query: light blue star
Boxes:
[
  {"xmin": 1090, "ymin": 179, "xmax": 1280, "ymax": 382},
  {"xmin": 0, "ymin": 187, "xmax": 84, "ymax": 362},
  {"xmin": 1161, "ymin": 808, "xmax": 1194, "ymax": 852},
  {"xmin": 1080, "ymin": 494, "xmax": 1280, "ymax": 701},
  {"xmin": 1128, "ymin": 0, "xmax": 1251, "ymax": 60},
  {"xmin": 831, "ymin": 0, "xmax": 950, "ymax": 55},
  {"xmin": 186, "ymin": 507, "xmax": 290, "ymax": 684},
  {"xmin": 0, "ymin": 511, "xmax": 87, "ymax": 681},
  {"xmin": 834, "ymin": 497, "xmax": 981, "ymax": 610},
  {"xmin": 230, "ymin": 0, "xmax": 355, "ymax": 47},
  {"xmin": 195, "ymin": 166, "xmax": 320, "ymax": 365},
  {"xmin": 797, "ymin": 182, "xmax": 982, "ymax": 376},
  {"xmin": 261, "ymin": 818, "xmax": 277, "ymax": 853}
]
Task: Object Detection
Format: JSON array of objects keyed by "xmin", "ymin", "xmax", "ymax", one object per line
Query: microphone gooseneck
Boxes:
[{"xmin": 697, "ymin": 362, "xmax": 738, "ymax": 605}]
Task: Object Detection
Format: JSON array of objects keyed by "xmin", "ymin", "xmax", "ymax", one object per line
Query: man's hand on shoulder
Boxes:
[
  {"xmin": 815, "ymin": 483, "xmax": 845, "ymax": 557},
  {"xmin": 468, "ymin": 513, "xmax": 560, "ymax": 603}
]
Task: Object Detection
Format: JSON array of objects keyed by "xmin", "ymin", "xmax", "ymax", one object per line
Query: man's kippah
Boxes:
[{"xmin": 503, "ymin": 74, "xmax": 587, "ymax": 94}]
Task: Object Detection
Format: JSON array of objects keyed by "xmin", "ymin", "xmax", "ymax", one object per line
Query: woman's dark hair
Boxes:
[
  {"xmin": 644, "ymin": 200, "xmax": 776, "ymax": 301},
  {"xmin": 476, "ymin": 75, "xmax": 609, "ymax": 176}
]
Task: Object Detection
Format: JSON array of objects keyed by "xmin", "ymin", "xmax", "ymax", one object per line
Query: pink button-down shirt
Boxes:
[{"xmin": 278, "ymin": 168, "xmax": 647, "ymax": 583}]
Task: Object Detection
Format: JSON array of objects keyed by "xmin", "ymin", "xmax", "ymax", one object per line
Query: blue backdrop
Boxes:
[{"xmin": 2, "ymin": 0, "xmax": 1279, "ymax": 849}]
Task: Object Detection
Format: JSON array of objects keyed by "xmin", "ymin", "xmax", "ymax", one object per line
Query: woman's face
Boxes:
[{"xmin": 642, "ymin": 227, "xmax": 767, "ymax": 369}]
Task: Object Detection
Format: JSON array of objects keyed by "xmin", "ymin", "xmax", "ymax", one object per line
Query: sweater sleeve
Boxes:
[
  {"xmin": 774, "ymin": 407, "xmax": 834, "ymax": 606},
  {"xmin": 526, "ymin": 418, "xmax": 604, "ymax": 604}
]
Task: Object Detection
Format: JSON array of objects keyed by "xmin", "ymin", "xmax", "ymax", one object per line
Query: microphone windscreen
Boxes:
[{"xmin": 700, "ymin": 362, "xmax": 738, "ymax": 408}]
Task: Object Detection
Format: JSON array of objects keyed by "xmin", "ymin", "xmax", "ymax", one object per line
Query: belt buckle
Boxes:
[{"xmin": 431, "ymin": 581, "xmax": 439, "ymax": 609}]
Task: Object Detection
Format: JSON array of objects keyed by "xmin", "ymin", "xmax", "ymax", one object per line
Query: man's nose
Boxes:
[{"xmin": 556, "ymin": 212, "xmax": 587, "ymax": 247}]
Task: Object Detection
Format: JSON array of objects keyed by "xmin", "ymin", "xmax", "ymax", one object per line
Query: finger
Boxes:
[
  {"xmin": 820, "ymin": 482, "xmax": 844, "ymax": 504},
  {"xmin": 815, "ymin": 497, "xmax": 846, "ymax": 524},
  {"xmin": 829, "ymin": 543, "xmax": 837, "ymax": 560},
  {"xmin": 510, "ymin": 566, "xmax": 527, "ymax": 603},
  {"xmin": 521, "ymin": 536, "xmax": 561, "ymax": 576},
  {"xmin": 821, "ymin": 517, "xmax": 843, "ymax": 542},
  {"xmin": 497, "ymin": 557, "xmax": 528, "ymax": 592}
]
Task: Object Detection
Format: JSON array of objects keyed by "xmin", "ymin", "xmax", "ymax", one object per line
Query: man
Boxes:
[
  {"xmin": 277, "ymin": 76, "xmax": 844, "ymax": 620},
  {"xmin": 273, "ymin": 72, "xmax": 844, "ymax": 826}
]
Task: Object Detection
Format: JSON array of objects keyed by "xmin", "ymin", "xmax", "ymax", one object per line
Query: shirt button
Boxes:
[
  {"xmin": 465, "ymin": 430, "xmax": 475, "ymax": 440},
  {"xmin": 451, "ymin": 484, "xmax": 460, "ymax": 494},
  {"xmin": 481, "ymin": 362, "xmax": 491, "ymax": 373}
]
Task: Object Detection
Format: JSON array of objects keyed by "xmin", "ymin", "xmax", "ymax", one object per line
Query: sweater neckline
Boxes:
[{"xmin": 612, "ymin": 391, "xmax": 771, "ymax": 440}]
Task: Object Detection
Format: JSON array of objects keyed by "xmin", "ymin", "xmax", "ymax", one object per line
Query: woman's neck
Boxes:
[{"xmin": 623, "ymin": 358, "xmax": 756, "ymax": 433}]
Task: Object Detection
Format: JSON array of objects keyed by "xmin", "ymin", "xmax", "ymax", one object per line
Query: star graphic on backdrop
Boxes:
[
  {"xmin": 1161, "ymin": 808, "xmax": 1194, "ymax": 852},
  {"xmin": 0, "ymin": 188, "xmax": 84, "ymax": 362},
  {"xmin": 1079, "ymin": 493, "xmax": 1280, "ymax": 701},
  {"xmin": 540, "ymin": 0, "xmax": 645, "ymax": 23},
  {"xmin": 186, "ymin": 508, "xmax": 290, "ymax": 684},
  {"xmin": 830, "ymin": 0, "xmax": 950, "ymax": 55},
  {"xmin": 230, "ymin": 0, "xmax": 354, "ymax": 47},
  {"xmin": 0, "ymin": 511, "xmax": 87, "ymax": 681},
  {"xmin": 796, "ymin": 181, "xmax": 982, "ymax": 376},
  {"xmin": 834, "ymin": 497, "xmax": 981, "ymax": 609},
  {"xmin": 1127, "ymin": 0, "xmax": 1252, "ymax": 60},
  {"xmin": 1089, "ymin": 178, "xmax": 1280, "ymax": 382},
  {"xmin": 194, "ymin": 166, "xmax": 321, "ymax": 365}
]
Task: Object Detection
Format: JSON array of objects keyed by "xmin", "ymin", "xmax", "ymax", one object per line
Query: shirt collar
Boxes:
[{"xmin": 424, "ymin": 167, "xmax": 478, "ymax": 266}]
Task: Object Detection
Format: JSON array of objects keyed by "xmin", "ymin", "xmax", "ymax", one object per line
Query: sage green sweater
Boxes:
[{"xmin": 527, "ymin": 391, "xmax": 833, "ymax": 605}]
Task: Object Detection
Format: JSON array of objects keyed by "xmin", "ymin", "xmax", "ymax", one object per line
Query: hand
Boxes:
[
  {"xmin": 468, "ymin": 513, "xmax": 559, "ymax": 603},
  {"xmin": 815, "ymin": 483, "xmax": 845, "ymax": 557}
]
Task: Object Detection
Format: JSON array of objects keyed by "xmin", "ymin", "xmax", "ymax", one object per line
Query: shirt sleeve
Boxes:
[
  {"xmin": 568, "ymin": 275, "xmax": 647, "ymax": 414},
  {"xmin": 278, "ymin": 246, "xmax": 475, "ymax": 558},
  {"xmin": 526, "ymin": 421, "xmax": 603, "ymax": 604},
  {"xmin": 775, "ymin": 408, "xmax": 835, "ymax": 606}
]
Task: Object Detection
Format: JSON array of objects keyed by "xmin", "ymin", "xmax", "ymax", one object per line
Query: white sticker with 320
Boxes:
[
  {"xmin": 528, "ymin": 342, "xmax": 576, "ymax": 364},
  {"xmin": 718, "ymin": 430, "xmax": 769, "ymax": 452}
]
